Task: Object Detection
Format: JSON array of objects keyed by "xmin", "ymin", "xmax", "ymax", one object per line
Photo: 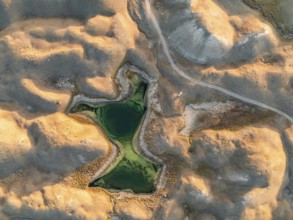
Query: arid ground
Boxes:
[{"xmin": 1, "ymin": 0, "xmax": 293, "ymax": 219}]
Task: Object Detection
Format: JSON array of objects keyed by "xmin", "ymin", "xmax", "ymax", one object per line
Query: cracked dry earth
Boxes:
[{"xmin": 1, "ymin": 0, "xmax": 293, "ymax": 219}]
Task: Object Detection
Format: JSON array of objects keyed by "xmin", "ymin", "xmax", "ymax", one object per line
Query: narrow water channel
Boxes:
[{"xmin": 72, "ymin": 74, "xmax": 159, "ymax": 193}]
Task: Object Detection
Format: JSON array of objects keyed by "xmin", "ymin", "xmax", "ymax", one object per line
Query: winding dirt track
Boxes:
[{"xmin": 145, "ymin": 0, "xmax": 293, "ymax": 123}]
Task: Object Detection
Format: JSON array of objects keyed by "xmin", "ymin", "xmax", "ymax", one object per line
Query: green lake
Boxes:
[{"xmin": 73, "ymin": 74, "xmax": 159, "ymax": 193}]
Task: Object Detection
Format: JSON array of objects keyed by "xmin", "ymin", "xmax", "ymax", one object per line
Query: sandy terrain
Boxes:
[{"xmin": 0, "ymin": 0, "xmax": 293, "ymax": 219}]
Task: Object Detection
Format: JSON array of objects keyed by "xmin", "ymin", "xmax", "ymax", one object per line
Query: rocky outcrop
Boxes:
[
  {"xmin": 139, "ymin": 0, "xmax": 277, "ymax": 66},
  {"xmin": 0, "ymin": 0, "xmax": 114, "ymax": 30},
  {"xmin": 28, "ymin": 113, "xmax": 110, "ymax": 174},
  {"xmin": 0, "ymin": 110, "xmax": 31, "ymax": 178},
  {"xmin": 1, "ymin": 184, "xmax": 112, "ymax": 220},
  {"xmin": 154, "ymin": 123, "xmax": 286, "ymax": 219}
]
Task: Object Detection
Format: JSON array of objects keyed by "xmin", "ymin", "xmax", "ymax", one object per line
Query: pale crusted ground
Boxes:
[{"xmin": 0, "ymin": 0, "xmax": 293, "ymax": 219}]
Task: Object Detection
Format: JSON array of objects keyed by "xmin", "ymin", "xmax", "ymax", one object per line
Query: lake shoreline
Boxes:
[{"xmin": 67, "ymin": 63, "xmax": 167, "ymax": 194}]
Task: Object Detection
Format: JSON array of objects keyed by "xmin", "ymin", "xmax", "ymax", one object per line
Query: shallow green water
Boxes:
[{"xmin": 76, "ymin": 75, "xmax": 159, "ymax": 193}]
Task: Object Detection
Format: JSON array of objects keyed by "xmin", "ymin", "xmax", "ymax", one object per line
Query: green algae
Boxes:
[
  {"xmin": 74, "ymin": 74, "xmax": 159, "ymax": 193},
  {"xmin": 96, "ymin": 80, "xmax": 146, "ymax": 141}
]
